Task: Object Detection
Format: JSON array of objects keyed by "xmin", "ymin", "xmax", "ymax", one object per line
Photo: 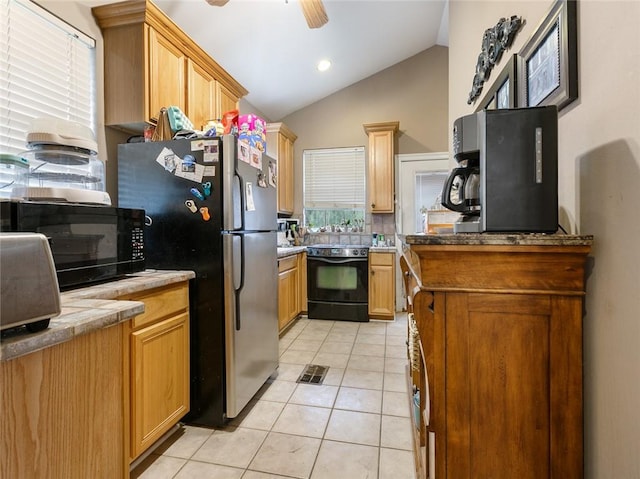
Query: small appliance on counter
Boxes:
[
  {"xmin": 15, "ymin": 118, "xmax": 111, "ymax": 206},
  {"xmin": 441, "ymin": 105, "xmax": 558, "ymax": 233},
  {"xmin": 277, "ymin": 218, "xmax": 299, "ymax": 246},
  {"xmin": 0, "ymin": 154, "xmax": 29, "ymax": 199},
  {"xmin": 0, "ymin": 232, "xmax": 61, "ymax": 333},
  {"xmin": 0, "ymin": 200, "xmax": 145, "ymax": 290}
]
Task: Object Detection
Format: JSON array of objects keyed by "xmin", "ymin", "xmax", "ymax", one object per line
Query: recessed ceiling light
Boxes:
[{"xmin": 317, "ymin": 59, "xmax": 331, "ymax": 72}]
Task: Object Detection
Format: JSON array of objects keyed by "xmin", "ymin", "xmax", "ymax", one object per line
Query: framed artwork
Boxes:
[
  {"xmin": 475, "ymin": 54, "xmax": 518, "ymax": 112},
  {"xmin": 517, "ymin": 0, "xmax": 578, "ymax": 110}
]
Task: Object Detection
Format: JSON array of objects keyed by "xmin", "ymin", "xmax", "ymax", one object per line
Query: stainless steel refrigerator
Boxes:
[{"xmin": 118, "ymin": 135, "xmax": 278, "ymax": 427}]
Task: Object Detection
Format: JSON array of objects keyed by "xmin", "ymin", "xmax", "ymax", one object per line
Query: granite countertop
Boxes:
[
  {"xmin": 277, "ymin": 246, "xmax": 307, "ymax": 258},
  {"xmin": 277, "ymin": 245, "xmax": 397, "ymax": 257},
  {"xmin": 404, "ymin": 233, "xmax": 593, "ymax": 246},
  {"xmin": 369, "ymin": 246, "xmax": 397, "ymax": 252},
  {"xmin": 1, "ymin": 269, "xmax": 195, "ymax": 362}
]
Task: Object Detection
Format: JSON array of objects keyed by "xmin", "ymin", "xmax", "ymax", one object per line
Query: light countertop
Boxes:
[
  {"xmin": 277, "ymin": 245, "xmax": 396, "ymax": 258},
  {"xmin": 1, "ymin": 269, "xmax": 195, "ymax": 362},
  {"xmin": 277, "ymin": 246, "xmax": 307, "ymax": 258}
]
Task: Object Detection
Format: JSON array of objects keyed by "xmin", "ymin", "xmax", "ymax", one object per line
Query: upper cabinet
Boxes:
[
  {"xmin": 187, "ymin": 59, "xmax": 216, "ymax": 133},
  {"xmin": 267, "ymin": 122, "xmax": 298, "ymax": 215},
  {"xmin": 92, "ymin": 0, "xmax": 247, "ymax": 132},
  {"xmin": 364, "ymin": 121, "xmax": 399, "ymax": 213}
]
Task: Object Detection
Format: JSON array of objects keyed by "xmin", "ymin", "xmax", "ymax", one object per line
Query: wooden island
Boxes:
[{"xmin": 401, "ymin": 233, "xmax": 593, "ymax": 479}]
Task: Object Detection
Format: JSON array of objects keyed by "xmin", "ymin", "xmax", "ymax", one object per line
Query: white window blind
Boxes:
[
  {"xmin": 0, "ymin": 0, "xmax": 96, "ymax": 154},
  {"xmin": 416, "ymin": 171, "xmax": 449, "ymax": 211},
  {"xmin": 303, "ymin": 147, "xmax": 365, "ymax": 208}
]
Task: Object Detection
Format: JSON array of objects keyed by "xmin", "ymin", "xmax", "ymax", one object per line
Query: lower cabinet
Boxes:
[
  {"xmin": 404, "ymin": 239, "xmax": 592, "ymax": 479},
  {"xmin": 120, "ymin": 281, "xmax": 190, "ymax": 462},
  {"xmin": 0, "ymin": 323, "xmax": 127, "ymax": 479},
  {"xmin": 278, "ymin": 254, "xmax": 299, "ymax": 332},
  {"xmin": 368, "ymin": 251, "xmax": 396, "ymax": 319}
]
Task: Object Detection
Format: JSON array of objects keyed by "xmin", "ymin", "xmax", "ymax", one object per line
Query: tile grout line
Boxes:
[{"xmin": 146, "ymin": 316, "xmax": 413, "ymax": 478}]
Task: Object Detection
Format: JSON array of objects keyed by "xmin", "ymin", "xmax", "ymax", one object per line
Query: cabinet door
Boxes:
[
  {"xmin": 277, "ymin": 135, "xmax": 294, "ymax": 215},
  {"xmin": 367, "ymin": 129, "xmax": 394, "ymax": 212},
  {"xmin": 187, "ymin": 58, "xmax": 216, "ymax": 131},
  {"xmin": 148, "ymin": 27, "xmax": 185, "ymax": 121},
  {"xmin": 443, "ymin": 292, "xmax": 569, "ymax": 479},
  {"xmin": 368, "ymin": 253, "xmax": 395, "ymax": 318},
  {"xmin": 131, "ymin": 312, "xmax": 190, "ymax": 458},
  {"xmin": 217, "ymin": 82, "xmax": 239, "ymax": 117},
  {"xmin": 278, "ymin": 266, "xmax": 298, "ymax": 331}
]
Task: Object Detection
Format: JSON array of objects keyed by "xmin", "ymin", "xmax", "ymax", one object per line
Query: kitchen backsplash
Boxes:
[{"xmin": 301, "ymin": 213, "xmax": 396, "ymax": 246}]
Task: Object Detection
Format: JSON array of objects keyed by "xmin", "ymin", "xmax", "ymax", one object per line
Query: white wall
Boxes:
[{"xmin": 449, "ymin": 1, "xmax": 640, "ymax": 477}]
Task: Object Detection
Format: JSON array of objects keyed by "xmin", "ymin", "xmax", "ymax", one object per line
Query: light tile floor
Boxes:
[{"xmin": 132, "ymin": 313, "xmax": 416, "ymax": 479}]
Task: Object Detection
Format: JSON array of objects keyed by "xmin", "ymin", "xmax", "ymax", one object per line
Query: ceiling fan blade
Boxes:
[
  {"xmin": 205, "ymin": 0, "xmax": 230, "ymax": 6},
  {"xmin": 299, "ymin": 0, "xmax": 328, "ymax": 29}
]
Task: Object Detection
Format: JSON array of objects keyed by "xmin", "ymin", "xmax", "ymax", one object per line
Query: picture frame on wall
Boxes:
[
  {"xmin": 517, "ymin": 0, "xmax": 578, "ymax": 110},
  {"xmin": 475, "ymin": 54, "xmax": 518, "ymax": 112}
]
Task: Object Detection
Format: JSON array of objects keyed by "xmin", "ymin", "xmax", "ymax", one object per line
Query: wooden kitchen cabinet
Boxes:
[
  {"xmin": 0, "ymin": 323, "xmax": 127, "ymax": 479},
  {"xmin": 148, "ymin": 27, "xmax": 186, "ymax": 119},
  {"xmin": 278, "ymin": 254, "xmax": 299, "ymax": 332},
  {"xmin": 368, "ymin": 250, "xmax": 396, "ymax": 319},
  {"xmin": 404, "ymin": 237, "xmax": 593, "ymax": 479},
  {"xmin": 267, "ymin": 122, "xmax": 298, "ymax": 215},
  {"xmin": 217, "ymin": 82, "xmax": 240, "ymax": 118},
  {"xmin": 363, "ymin": 121, "xmax": 399, "ymax": 213},
  {"xmin": 120, "ymin": 281, "xmax": 190, "ymax": 461},
  {"xmin": 92, "ymin": 0, "xmax": 246, "ymax": 132},
  {"xmin": 187, "ymin": 59, "xmax": 216, "ymax": 131}
]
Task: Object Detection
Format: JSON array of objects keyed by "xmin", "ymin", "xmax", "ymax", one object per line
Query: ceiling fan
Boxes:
[{"xmin": 205, "ymin": 0, "xmax": 328, "ymax": 29}]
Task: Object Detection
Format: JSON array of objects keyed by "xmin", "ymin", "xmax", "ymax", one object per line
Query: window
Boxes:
[
  {"xmin": 0, "ymin": 0, "xmax": 96, "ymax": 154},
  {"xmin": 303, "ymin": 147, "xmax": 365, "ymax": 229}
]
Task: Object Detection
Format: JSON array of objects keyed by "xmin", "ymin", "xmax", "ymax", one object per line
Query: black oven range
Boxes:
[{"xmin": 306, "ymin": 244, "xmax": 369, "ymax": 322}]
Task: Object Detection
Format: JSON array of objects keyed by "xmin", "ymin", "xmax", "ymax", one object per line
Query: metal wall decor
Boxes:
[{"xmin": 467, "ymin": 15, "xmax": 524, "ymax": 105}]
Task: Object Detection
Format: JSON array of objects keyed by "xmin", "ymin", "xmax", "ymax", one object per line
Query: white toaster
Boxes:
[{"xmin": 0, "ymin": 232, "xmax": 61, "ymax": 332}]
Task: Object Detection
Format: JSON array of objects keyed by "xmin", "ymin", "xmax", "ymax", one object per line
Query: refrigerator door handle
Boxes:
[
  {"xmin": 234, "ymin": 233, "xmax": 246, "ymax": 331},
  {"xmin": 235, "ymin": 171, "xmax": 245, "ymax": 231},
  {"xmin": 224, "ymin": 233, "xmax": 245, "ymax": 331}
]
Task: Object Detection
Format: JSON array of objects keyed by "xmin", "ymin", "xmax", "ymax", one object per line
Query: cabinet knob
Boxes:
[{"xmin": 371, "ymin": 203, "xmax": 376, "ymax": 208}]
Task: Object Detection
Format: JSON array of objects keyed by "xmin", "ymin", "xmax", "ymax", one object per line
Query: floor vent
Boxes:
[{"xmin": 297, "ymin": 364, "xmax": 329, "ymax": 385}]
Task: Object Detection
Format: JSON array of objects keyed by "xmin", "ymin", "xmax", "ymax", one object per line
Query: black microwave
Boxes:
[{"xmin": 0, "ymin": 200, "xmax": 145, "ymax": 290}]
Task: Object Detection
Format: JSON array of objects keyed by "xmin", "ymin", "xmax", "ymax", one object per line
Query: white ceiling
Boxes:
[{"xmin": 93, "ymin": 0, "xmax": 449, "ymax": 121}]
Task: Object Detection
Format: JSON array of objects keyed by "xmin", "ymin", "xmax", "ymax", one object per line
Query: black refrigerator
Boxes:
[{"xmin": 118, "ymin": 135, "xmax": 279, "ymax": 427}]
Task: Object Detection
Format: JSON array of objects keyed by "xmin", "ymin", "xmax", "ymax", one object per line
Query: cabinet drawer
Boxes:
[
  {"xmin": 123, "ymin": 283, "xmax": 189, "ymax": 330},
  {"xmin": 371, "ymin": 251, "xmax": 395, "ymax": 266},
  {"xmin": 278, "ymin": 255, "xmax": 297, "ymax": 273}
]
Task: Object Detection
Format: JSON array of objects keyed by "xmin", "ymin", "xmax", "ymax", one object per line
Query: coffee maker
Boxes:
[{"xmin": 441, "ymin": 106, "xmax": 558, "ymax": 233}]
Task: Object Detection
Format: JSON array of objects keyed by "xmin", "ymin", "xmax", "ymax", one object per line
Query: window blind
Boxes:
[
  {"xmin": 0, "ymin": 0, "xmax": 96, "ymax": 154},
  {"xmin": 416, "ymin": 171, "xmax": 449, "ymax": 211},
  {"xmin": 303, "ymin": 147, "xmax": 365, "ymax": 208}
]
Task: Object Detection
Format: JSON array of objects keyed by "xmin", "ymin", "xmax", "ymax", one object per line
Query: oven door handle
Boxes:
[{"xmin": 309, "ymin": 257, "xmax": 367, "ymax": 265}]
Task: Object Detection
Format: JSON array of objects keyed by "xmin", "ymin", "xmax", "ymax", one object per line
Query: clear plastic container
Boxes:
[
  {"xmin": 0, "ymin": 153, "xmax": 29, "ymax": 199},
  {"xmin": 21, "ymin": 145, "xmax": 105, "ymax": 191}
]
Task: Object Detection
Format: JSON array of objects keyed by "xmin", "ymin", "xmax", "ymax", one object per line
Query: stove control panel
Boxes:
[{"xmin": 307, "ymin": 245, "xmax": 369, "ymax": 258}]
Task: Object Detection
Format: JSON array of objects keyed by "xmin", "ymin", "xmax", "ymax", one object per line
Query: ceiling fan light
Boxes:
[
  {"xmin": 317, "ymin": 59, "xmax": 331, "ymax": 72},
  {"xmin": 205, "ymin": 0, "xmax": 230, "ymax": 5},
  {"xmin": 299, "ymin": 0, "xmax": 328, "ymax": 29}
]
